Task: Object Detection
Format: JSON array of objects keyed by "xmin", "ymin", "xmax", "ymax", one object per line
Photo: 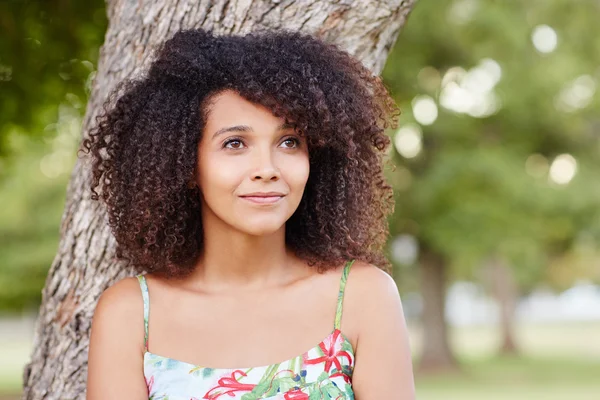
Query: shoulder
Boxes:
[
  {"xmin": 345, "ymin": 261, "xmax": 416, "ymax": 398},
  {"xmin": 91, "ymin": 275, "xmax": 145, "ymax": 351},
  {"xmin": 87, "ymin": 276, "xmax": 149, "ymax": 397},
  {"xmin": 341, "ymin": 260, "xmax": 403, "ymax": 342},
  {"xmin": 345, "ymin": 260, "xmax": 405, "ymax": 339},
  {"xmin": 95, "ymin": 275, "xmax": 145, "ymax": 316},
  {"xmin": 347, "ymin": 260, "xmax": 400, "ymax": 306}
]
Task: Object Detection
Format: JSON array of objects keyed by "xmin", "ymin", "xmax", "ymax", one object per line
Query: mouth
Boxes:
[{"xmin": 239, "ymin": 195, "xmax": 285, "ymax": 204}]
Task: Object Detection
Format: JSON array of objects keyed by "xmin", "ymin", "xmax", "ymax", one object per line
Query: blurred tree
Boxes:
[
  {"xmin": 383, "ymin": 0, "xmax": 600, "ymax": 371},
  {"xmin": 0, "ymin": 0, "xmax": 107, "ymax": 311},
  {"xmin": 0, "ymin": 0, "xmax": 107, "ymax": 162},
  {"xmin": 21, "ymin": 1, "xmax": 417, "ymax": 398}
]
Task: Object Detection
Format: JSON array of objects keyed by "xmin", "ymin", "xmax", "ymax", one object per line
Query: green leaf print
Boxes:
[
  {"xmin": 289, "ymin": 355, "xmax": 301, "ymax": 374},
  {"xmin": 341, "ymin": 340, "xmax": 353, "ymax": 353},
  {"xmin": 263, "ymin": 363, "xmax": 280, "ymax": 382},
  {"xmin": 263, "ymin": 376, "xmax": 298, "ymax": 397},
  {"xmin": 322, "ymin": 380, "xmax": 343, "ymax": 398},
  {"xmin": 241, "ymin": 393, "xmax": 259, "ymax": 400},
  {"xmin": 250, "ymin": 379, "xmax": 271, "ymax": 398},
  {"xmin": 202, "ymin": 367, "xmax": 215, "ymax": 378},
  {"xmin": 345, "ymin": 383, "xmax": 355, "ymax": 399},
  {"xmin": 248, "ymin": 363, "xmax": 280, "ymax": 398},
  {"xmin": 317, "ymin": 371, "xmax": 329, "ymax": 383},
  {"xmin": 188, "ymin": 365, "xmax": 208, "ymax": 377},
  {"xmin": 314, "ymin": 344, "xmax": 325, "ymax": 357},
  {"xmin": 309, "ymin": 389, "xmax": 322, "ymax": 400}
]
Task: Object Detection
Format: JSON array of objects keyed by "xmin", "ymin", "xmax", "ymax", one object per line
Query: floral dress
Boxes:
[{"xmin": 136, "ymin": 259, "xmax": 356, "ymax": 399}]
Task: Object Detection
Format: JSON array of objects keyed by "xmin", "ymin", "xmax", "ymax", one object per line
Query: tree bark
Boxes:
[
  {"xmin": 418, "ymin": 248, "xmax": 458, "ymax": 372},
  {"xmin": 22, "ymin": 0, "xmax": 416, "ymax": 398}
]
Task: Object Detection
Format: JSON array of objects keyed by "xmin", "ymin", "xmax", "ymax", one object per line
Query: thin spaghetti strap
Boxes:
[
  {"xmin": 136, "ymin": 274, "xmax": 150, "ymax": 352},
  {"xmin": 334, "ymin": 259, "xmax": 355, "ymax": 330}
]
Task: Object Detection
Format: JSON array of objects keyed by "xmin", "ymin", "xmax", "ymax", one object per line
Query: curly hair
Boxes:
[{"xmin": 80, "ymin": 27, "xmax": 399, "ymax": 278}]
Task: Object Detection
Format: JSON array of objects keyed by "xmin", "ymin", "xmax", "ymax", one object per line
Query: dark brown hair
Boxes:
[{"xmin": 80, "ymin": 28, "xmax": 399, "ymax": 277}]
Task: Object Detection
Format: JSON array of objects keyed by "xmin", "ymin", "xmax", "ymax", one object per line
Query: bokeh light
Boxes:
[
  {"xmin": 532, "ymin": 24, "xmax": 558, "ymax": 54},
  {"xmin": 549, "ymin": 154, "xmax": 577, "ymax": 185},
  {"xmin": 412, "ymin": 95, "xmax": 438, "ymax": 125},
  {"xmin": 439, "ymin": 59, "xmax": 502, "ymax": 118},
  {"xmin": 394, "ymin": 123, "xmax": 423, "ymax": 159}
]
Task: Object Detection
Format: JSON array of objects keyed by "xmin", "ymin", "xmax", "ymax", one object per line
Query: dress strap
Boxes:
[
  {"xmin": 334, "ymin": 259, "xmax": 355, "ymax": 330},
  {"xmin": 136, "ymin": 274, "xmax": 150, "ymax": 352}
]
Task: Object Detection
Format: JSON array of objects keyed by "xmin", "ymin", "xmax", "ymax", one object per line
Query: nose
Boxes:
[{"xmin": 250, "ymin": 149, "xmax": 280, "ymax": 181}]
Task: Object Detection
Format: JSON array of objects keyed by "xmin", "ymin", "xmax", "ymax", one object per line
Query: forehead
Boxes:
[{"xmin": 204, "ymin": 90, "xmax": 283, "ymax": 129}]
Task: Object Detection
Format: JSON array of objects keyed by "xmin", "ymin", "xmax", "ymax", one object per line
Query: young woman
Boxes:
[{"xmin": 84, "ymin": 28, "xmax": 414, "ymax": 399}]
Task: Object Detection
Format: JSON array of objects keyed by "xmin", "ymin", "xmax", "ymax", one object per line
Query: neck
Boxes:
[{"xmin": 187, "ymin": 217, "xmax": 307, "ymax": 292}]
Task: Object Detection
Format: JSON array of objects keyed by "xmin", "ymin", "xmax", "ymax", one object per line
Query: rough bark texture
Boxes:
[
  {"xmin": 418, "ymin": 248, "xmax": 458, "ymax": 372},
  {"xmin": 22, "ymin": 0, "xmax": 416, "ymax": 398}
]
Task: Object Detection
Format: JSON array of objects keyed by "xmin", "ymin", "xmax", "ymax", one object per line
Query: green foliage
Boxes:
[
  {"xmin": 383, "ymin": 0, "xmax": 600, "ymax": 289},
  {"xmin": 0, "ymin": 0, "xmax": 106, "ymax": 161},
  {"xmin": 0, "ymin": 0, "xmax": 106, "ymax": 312},
  {"xmin": 0, "ymin": 135, "xmax": 76, "ymax": 311}
]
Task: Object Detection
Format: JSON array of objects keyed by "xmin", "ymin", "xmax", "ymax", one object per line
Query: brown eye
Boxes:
[
  {"xmin": 280, "ymin": 137, "xmax": 300, "ymax": 148},
  {"xmin": 223, "ymin": 138, "xmax": 245, "ymax": 149}
]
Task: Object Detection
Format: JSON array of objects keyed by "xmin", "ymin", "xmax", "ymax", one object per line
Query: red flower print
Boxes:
[
  {"xmin": 203, "ymin": 370, "xmax": 256, "ymax": 399},
  {"xmin": 303, "ymin": 329, "xmax": 352, "ymax": 373},
  {"xmin": 330, "ymin": 371, "xmax": 352, "ymax": 384},
  {"xmin": 284, "ymin": 388, "xmax": 309, "ymax": 400},
  {"xmin": 145, "ymin": 375, "xmax": 154, "ymax": 394}
]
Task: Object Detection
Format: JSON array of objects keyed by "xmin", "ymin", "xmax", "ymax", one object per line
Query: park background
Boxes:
[{"xmin": 1, "ymin": 0, "xmax": 600, "ymax": 398}]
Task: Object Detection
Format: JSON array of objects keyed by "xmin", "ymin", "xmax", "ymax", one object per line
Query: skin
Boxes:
[{"xmin": 87, "ymin": 90, "xmax": 415, "ymax": 399}]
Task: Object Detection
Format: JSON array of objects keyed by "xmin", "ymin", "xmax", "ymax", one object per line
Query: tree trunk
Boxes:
[
  {"xmin": 483, "ymin": 257, "xmax": 520, "ymax": 355},
  {"xmin": 418, "ymin": 248, "xmax": 458, "ymax": 372},
  {"xmin": 22, "ymin": 0, "xmax": 416, "ymax": 398}
]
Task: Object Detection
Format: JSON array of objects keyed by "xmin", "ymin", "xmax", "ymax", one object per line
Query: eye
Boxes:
[
  {"xmin": 223, "ymin": 138, "xmax": 245, "ymax": 149},
  {"xmin": 280, "ymin": 137, "xmax": 301, "ymax": 149}
]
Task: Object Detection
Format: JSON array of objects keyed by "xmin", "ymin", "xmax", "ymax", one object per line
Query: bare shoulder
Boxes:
[
  {"xmin": 346, "ymin": 261, "xmax": 416, "ymax": 398},
  {"xmin": 339, "ymin": 261, "xmax": 402, "ymax": 345},
  {"xmin": 87, "ymin": 275, "xmax": 147, "ymax": 399},
  {"xmin": 347, "ymin": 260, "xmax": 400, "ymax": 306},
  {"xmin": 91, "ymin": 275, "xmax": 145, "ymax": 353},
  {"xmin": 95, "ymin": 276, "xmax": 144, "ymax": 319}
]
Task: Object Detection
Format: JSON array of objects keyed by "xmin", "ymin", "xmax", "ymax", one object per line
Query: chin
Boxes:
[{"xmin": 236, "ymin": 220, "xmax": 286, "ymax": 237}]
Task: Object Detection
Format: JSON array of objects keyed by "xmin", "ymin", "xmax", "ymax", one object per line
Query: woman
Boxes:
[{"xmin": 84, "ymin": 27, "xmax": 415, "ymax": 399}]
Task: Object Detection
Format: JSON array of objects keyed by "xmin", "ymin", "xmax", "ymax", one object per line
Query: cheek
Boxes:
[
  {"xmin": 197, "ymin": 153, "xmax": 243, "ymax": 197},
  {"xmin": 285, "ymin": 155, "xmax": 310, "ymax": 191}
]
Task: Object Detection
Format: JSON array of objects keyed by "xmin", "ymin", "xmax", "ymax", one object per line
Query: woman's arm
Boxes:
[
  {"xmin": 86, "ymin": 277, "xmax": 148, "ymax": 400},
  {"xmin": 350, "ymin": 264, "xmax": 416, "ymax": 399}
]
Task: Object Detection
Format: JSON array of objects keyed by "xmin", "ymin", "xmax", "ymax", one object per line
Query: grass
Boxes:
[
  {"xmin": 2, "ymin": 319, "xmax": 600, "ymax": 398},
  {"xmin": 411, "ymin": 321, "xmax": 600, "ymax": 400},
  {"xmin": 416, "ymin": 355, "xmax": 600, "ymax": 400}
]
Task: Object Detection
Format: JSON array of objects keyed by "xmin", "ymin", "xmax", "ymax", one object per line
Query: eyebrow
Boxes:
[{"xmin": 211, "ymin": 122, "xmax": 295, "ymax": 139}]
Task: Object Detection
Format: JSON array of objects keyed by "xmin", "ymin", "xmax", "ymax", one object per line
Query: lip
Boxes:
[
  {"xmin": 239, "ymin": 192, "xmax": 286, "ymax": 205},
  {"xmin": 240, "ymin": 192, "xmax": 286, "ymax": 197}
]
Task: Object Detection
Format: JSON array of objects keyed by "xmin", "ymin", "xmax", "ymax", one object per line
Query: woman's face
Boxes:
[{"xmin": 196, "ymin": 90, "xmax": 310, "ymax": 236}]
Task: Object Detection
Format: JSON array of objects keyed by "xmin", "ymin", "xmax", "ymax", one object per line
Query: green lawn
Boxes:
[
  {"xmin": 2, "ymin": 319, "xmax": 600, "ymax": 398},
  {"xmin": 416, "ymin": 355, "xmax": 600, "ymax": 400},
  {"xmin": 410, "ymin": 321, "xmax": 600, "ymax": 400}
]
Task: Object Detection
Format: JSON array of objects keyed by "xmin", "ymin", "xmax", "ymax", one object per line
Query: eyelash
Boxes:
[{"xmin": 222, "ymin": 136, "xmax": 301, "ymax": 150}]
